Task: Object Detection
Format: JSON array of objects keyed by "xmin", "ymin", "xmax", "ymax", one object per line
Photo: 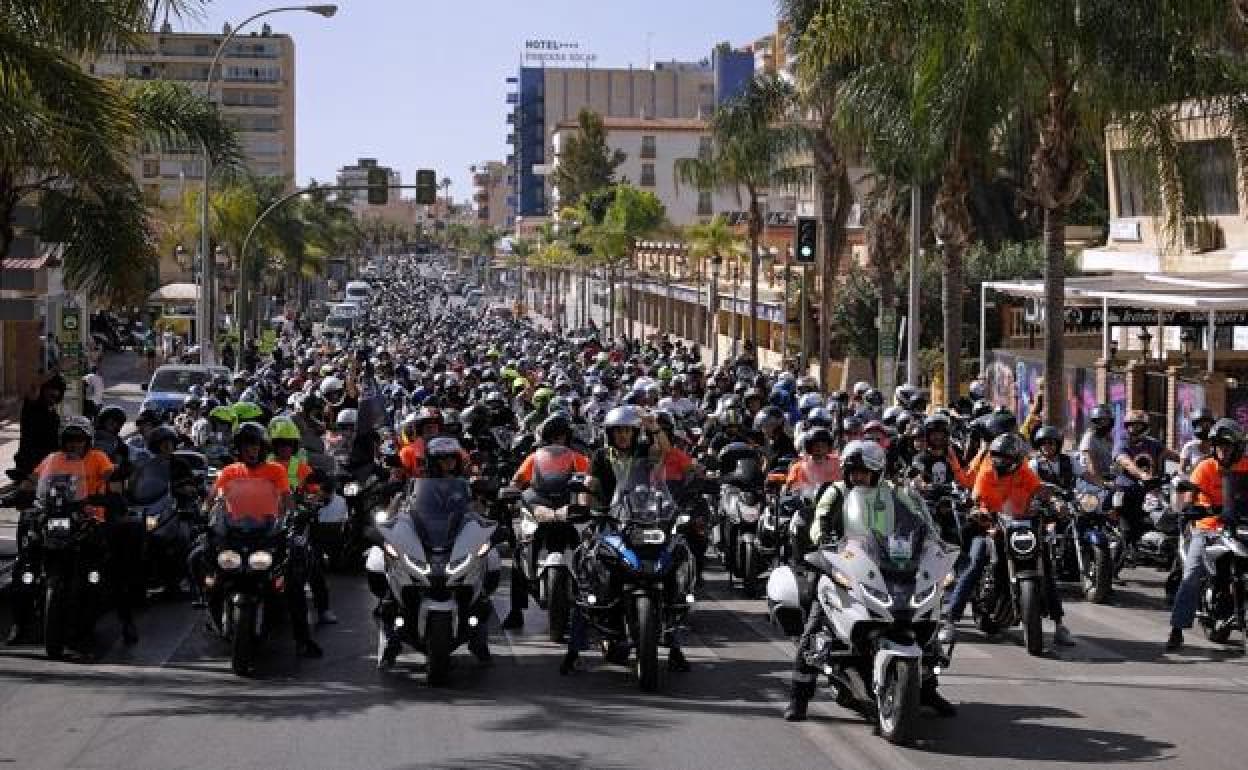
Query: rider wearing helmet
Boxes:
[
  {"xmin": 785, "ymin": 439, "xmax": 954, "ymax": 721},
  {"xmin": 1078, "ymin": 404, "xmax": 1116, "ymax": 491},
  {"xmin": 268, "ymin": 416, "xmax": 311, "ymax": 492},
  {"xmin": 198, "ymin": 421, "xmax": 322, "ymax": 658},
  {"xmin": 1031, "ymin": 426, "xmax": 1075, "ymax": 491},
  {"xmin": 397, "ymin": 408, "xmax": 444, "ymax": 479},
  {"xmin": 910, "ymin": 413, "xmax": 973, "ymax": 490},
  {"xmin": 1114, "ymin": 409, "xmax": 1179, "ymax": 552},
  {"xmin": 785, "ymin": 426, "xmax": 840, "ymax": 494},
  {"xmin": 1179, "ymin": 407, "xmax": 1217, "ymax": 477},
  {"xmin": 943, "ymin": 433, "xmax": 1074, "ymax": 648},
  {"xmin": 1167, "ymin": 418, "xmax": 1248, "ymax": 651}
]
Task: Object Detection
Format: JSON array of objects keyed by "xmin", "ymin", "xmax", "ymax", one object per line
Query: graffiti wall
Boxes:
[
  {"xmin": 984, "ymin": 351, "xmax": 1103, "ymax": 440},
  {"xmin": 1173, "ymin": 380, "xmax": 1207, "ymax": 448}
]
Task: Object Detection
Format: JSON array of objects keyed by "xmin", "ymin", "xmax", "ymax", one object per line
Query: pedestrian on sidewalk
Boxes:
[
  {"xmin": 83, "ymin": 365, "xmax": 104, "ymax": 420},
  {"xmin": 7, "ymin": 375, "xmax": 64, "ymax": 483}
]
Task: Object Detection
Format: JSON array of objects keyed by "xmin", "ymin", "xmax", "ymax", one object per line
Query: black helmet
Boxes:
[
  {"xmin": 233, "ymin": 421, "xmax": 269, "ymax": 455},
  {"xmin": 988, "ymin": 407, "xmax": 1017, "ymax": 438},
  {"xmin": 95, "ymin": 405, "xmax": 127, "ymax": 431},
  {"xmin": 971, "ymin": 400, "xmax": 993, "ymax": 420},
  {"xmin": 864, "ymin": 388, "xmax": 884, "ymax": 408},
  {"xmin": 922, "ymin": 413, "xmax": 951, "ymax": 437},
  {"xmin": 1034, "ymin": 426, "xmax": 1063, "ymax": 448},
  {"xmin": 802, "ymin": 426, "xmax": 834, "ymax": 453},
  {"xmin": 539, "ymin": 413, "xmax": 572, "ymax": 445},
  {"xmin": 59, "ymin": 415, "xmax": 93, "ymax": 447},
  {"xmin": 1192, "ymin": 408, "xmax": 1216, "ymax": 440},
  {"xmin": 1210, "ymin": 418, "xmax": 1245, "ymax": 465},
  {"xmin": 145, "ymin": 425, "xmax": 179, "ymax": 452},
  {"xmin": 841, "ymin": 415, "xmax": 865, "ymax": 435},
  {"xmin": 1089, "ymin": 403, "xmax": 1114, "ymax": 426},
  {"xmin": 840, "ymin": 440, "xmax": 887, "ymax": 487},
  {"xmin": 988, "ymin": 433, "xmax": 1026, "ymax": 475}
]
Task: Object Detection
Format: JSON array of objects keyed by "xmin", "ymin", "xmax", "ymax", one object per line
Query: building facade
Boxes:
[
  {"xmin": 92, "ymin": 23, "xmax": 297, "ymax": 205},
  {"xmin": 336, "ymin": 158, "xmax": 402, "ymax": 206},
  {"xmin": 472, "ymin": 162, "xmax": 513, "ymax": 230}
]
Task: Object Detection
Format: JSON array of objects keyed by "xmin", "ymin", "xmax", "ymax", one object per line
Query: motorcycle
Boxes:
[
  {"xmin": 337, "ymin": 464, "xmax": 390, "ymax": 571},
  {"xmin": 714, "ymin": 442, "xmax": 768, "ymax": 597},
  {"xmin": 1196, "ymin": 521, "xmax": 1248, "ymax": 651},
  {"xmin": 366, "ymin": 477, "xmax": 500, "ymax": 685},
  {"xmin": 759, "ymin": 458, "xmax": 797, "ymax": 569},
  {"xmin": 128, "ymin": 456, "xmax": 196, "ymax": 597},
  {"xmin": 766, "ymin": 486, "xmax": 956, "ymax": 744},
  {"xmin": 502, "ymin": 476, "xmax": 591, "ymax": 643},
  {"xmin": 1048, "ymin": 489, "xmax": 1118, "ymax": 604},
  {"xmin": 1137, "ymin": 476, "xmax": 1188, "ymax": 601},
  {"xmin": 202, "ymin": 478, "xmax": 295, "ymax": 676},
  {"xmin": 971, "ymin": 487, "xmax": 1060, "ymax": 656},
  {"xmin": 569, "ymin": 464, "xmax": 697, "ymax": 692}
]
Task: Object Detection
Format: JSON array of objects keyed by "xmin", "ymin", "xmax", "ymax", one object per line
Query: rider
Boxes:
[
  {"xmin": 1178, "ymin": 407, "xmax": 1217, "ymax": 478},
  {"xmin": 784, "ymin": 426, "xmax": 841, "ymax": 495},
  {"xmin": 784, "ymin": 440, "xmax": 955, "ymax": 721},
  {"xmin": 941, "ymin": 433, "xmax": 1075, "ymax": 647},
  {"xmin": 269, "ymin": 416, "xmax": 336, "ymax": 626},
  {"xmin": 501, "ymin": 413, "xmax": 591, "ymax": 630},
  {"xmin": 1166, "ymin": 418, "xmax": 1248, "ymax": 651},
  {"xmin": 1114, "ymin": 409, "xmax": 1179, "ymax": 554},
  {"xmin": 1078, "ymin": 404, "xmax": 1117, "ymax": 493},
  {"xmin": 1031, "ymin": 426, "xmax": 1076, "ymax": 491}
]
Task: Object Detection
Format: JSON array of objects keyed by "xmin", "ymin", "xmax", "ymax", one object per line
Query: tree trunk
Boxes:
[
  {"xmin": 933, "ymin": 158, "xmax": 973, "ymax": 406},
  {"xmin": 747, "ymin": 193, "xmax": 762, "ymax": 352},
  {"xmin": 815, "ymin": 162, "xmax": 853, "ymax": 387},
  {"xmin": 1043, "ymin": 206, "xmax": 1066, "ymax": 428}
]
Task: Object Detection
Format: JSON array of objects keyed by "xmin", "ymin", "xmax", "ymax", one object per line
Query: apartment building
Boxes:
[
  {"xmin": 92, "ymin": 23, "xmax": 297, "ymax": 205},
  {"xmin": 336, "ymin": 158, "xmax": 402, "ymax": 206},
  {"xmin": 472, "ymin": 162, "xmax": 513, "ymax": 230}
]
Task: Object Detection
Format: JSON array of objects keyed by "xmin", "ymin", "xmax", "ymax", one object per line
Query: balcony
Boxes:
[
  {"xmin": 506, "ymin": 92, "xmax": 519, "ymax": 104},
  {"xmin": 506, "ymin": 113, "xmax": 515, "ymax": 124},
  {"xmin": 506, "ymin": 134, "xmax": 516, "ymax": 145}
]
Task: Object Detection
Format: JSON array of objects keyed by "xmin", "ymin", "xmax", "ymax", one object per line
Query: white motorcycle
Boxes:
[
  {"xmin": 365, "ymin": 478, "xmax": 501, "ymax": 685},
  {"xmin": 767, "ymin": 486, "xmax": 956, "ymax": 744}
]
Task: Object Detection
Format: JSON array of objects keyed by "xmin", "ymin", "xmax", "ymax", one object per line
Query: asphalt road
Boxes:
[{"xmin": 1, "ymin": 557, "xmax": 1246, "ymax": 770}]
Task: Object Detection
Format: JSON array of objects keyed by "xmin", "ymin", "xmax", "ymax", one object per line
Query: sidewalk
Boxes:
[{"xmin": 0, "ymin": 351, "xmax": 145, "ymax": 591}]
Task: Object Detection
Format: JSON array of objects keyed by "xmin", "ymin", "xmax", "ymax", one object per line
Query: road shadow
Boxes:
[
  {"xmin": 1055, "ymin": 633, "xmax": 1247, "ymax": 666},
  {"xmin": 400, "ymin": 752, "xmax": 636, "ymax": 770},
  {"xmin": 911, "ymin": 702, "xmax": 1176, "ymax": 762}
]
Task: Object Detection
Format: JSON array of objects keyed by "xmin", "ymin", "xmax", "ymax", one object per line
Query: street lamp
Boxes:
[
  {"xmin": 1181, "ymin": 327, "xmax": 1197, "ymax": 368},
  {"xmin": 709, "ymin": 255, "xmax": 723, "ymax": 367},
  {"xmin": 200, "ymin": 4, "xmax": 338, "ymax": 364}
]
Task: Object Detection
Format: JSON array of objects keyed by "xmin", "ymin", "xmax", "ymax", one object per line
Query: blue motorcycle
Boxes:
[
  {"xmin": 1049, "ymin": 488, "xmax": 1119, "ymax": 604},
  {"xmin": 565, "ymin": 464, "xmax": 697, "ymax": 692}
]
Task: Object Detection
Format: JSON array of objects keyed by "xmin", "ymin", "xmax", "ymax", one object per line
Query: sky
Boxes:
[{"xmin": 182, "ymin": 0, "xmax": 777, "ymax": 203}]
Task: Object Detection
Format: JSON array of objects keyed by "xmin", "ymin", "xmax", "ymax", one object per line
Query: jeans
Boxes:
[{"xmin": 1170, "ymin": 532, "xmax": 1209, "ymax": 629}]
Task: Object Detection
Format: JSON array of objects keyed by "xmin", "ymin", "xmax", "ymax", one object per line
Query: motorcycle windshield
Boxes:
[
  {"xmin": 36, "ymin": 461, "xmax": 89, "ymax": 503},
  {"xmin": 855, "ymin": 498, "xmax": 930, "ymax": 578},
  {"xmin": 610, "ymin": 460, "xmax": 674, "ymax": 525},
  {"xmin": 219, "ymin": 478, "xmax": 283, "ymax": 533},
  {"xmin": 404, "ymin": 478, "xmax": 472, "ymax": 550},
  {"xmin": 127, "ymin": 458, "xmax": 171, "ymax": 505}
]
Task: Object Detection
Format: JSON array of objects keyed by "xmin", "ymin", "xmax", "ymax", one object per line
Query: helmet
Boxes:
[
  {"xmin": 971, "ymin": 400, "xmax": 993, "ymax": 420},
  {"xmin": 184, "ymin": 395, "xmax": 203, "ymax": 411},
  {"xmin": 335, "ymin": 408, "xmax": 359, "ymax": 431},
  {"xmin": 232, "ymin": 421, "xmax": 269, "ymax": 454},
  {"xmin": 319, "ymin": 376, "xmax": 346, "ymax": 405},
  {"xmin": 803, "ymin": 426, "xmax": 834, "ymax": 452},
  {"xmin": 988, "ymin": 433, "xmax": 1027, "ymax": 475},
  {"xmin": 268, "ymin": 415, "xmax": 302, "ymax": 447},
  {"xmin": 864, "ymin": 388, "xmax": 884, "ymax": 408},
  {"xmin": 59, "ymin": 416, "xmax": 93, "ymax": 446},
  {"xmin": 301, "ymin": 392, "xmax": 325, "ymax": 416},
  {"xmin": 441, "ymin": 409, "xmax": 463, "ymax": 437},
  {"xmin": 209, "ymin": 405, "xmax": 237, "ymax": 427},
  {"xmin": 95, "ymin": 405, "xmax": 127, "ymax": 431},
  {"xmin": 895, "ymin": 384, "xmax": 919, "ymax": 409},
  {"xmin": 539, "ymin": 413, "xmax": 573, "ymax": 445},
  {"xmin": 1034, "ymin": 426, "xmax": 1063, "ymax": 448},
  {"xmin": 968, "ymin": 379, "xmax": 986, "ymax": 401},
  {"xmin": 484, "ymin": 390, "xmax": 507, "ymax": 409},
  {"xmin": 1210, "ymin": 418, "xmax": 1245, "ymax": 465},
  {"xmin": 922, "ymin": 413, "xmax": 951, "ymax": 437},
  {"xmin": 1192, "ymin": 407, "xmax": 1216, "ymax": 440},
  {"xmin": 1088, "ymin": 404, "xmax": 1114, "ymax": 425},
  {"xmin": 852, "ymin": 381, "xmax": 871, "ymax": 397},
  {"xmin": 797, "ymin": 392, "xmax": 823, "ymax": 416},
  {"xmin": 840, "ymin": 440, "xmax": 886, "ymax": 487},
  {"xmin": 513, "ymin": 377, "xmax": 531, "ymax": 393},
  {"xmin": 425, "ymin": 436, "xmax": 465, "ymax": 476},
  {"xmin": 881, "ymin": 406, "xmax": 902, "ymax": 426},
  {"xmin": 603, "ymin": 405, "xmax": 643, "ymax": 430},
  {"xmin": 718, "ymin": 409, "xmax": 745, "ymax": 429},
  {"xmin": 232, "ymin": 401, "xmax": 263, "ymax": 423},
  {"xmin": 743, "ymin": 387, "xmax": 765, "ymax": 406},
  {"xmin": 188, "ymin": 384, "xmax": 206, "ymax": 399},
  {"xmin": 532, "ymin": 387, "xmax": 555, "ymax": 410},
  {"xmin": 145, "ymin": 425, "xmax": 179, "ymax": 452},
  {"xmin": 591, "ymin": 384, "xmax": 610, "ymax": 401},
  {"xmin": 805, "ymin": 407, "xmax": 834, "ymax": 428},
  {"xmin": 1124, "ymin": 409, "xmax": 1149, "ymax": 429},
  {"xmin": 988, "ymin": 408, "xmax": 1018, "ymax": 438},
  {"xmin": 841, "ymin": 415, "xmax": 864, "ymax": 435}
]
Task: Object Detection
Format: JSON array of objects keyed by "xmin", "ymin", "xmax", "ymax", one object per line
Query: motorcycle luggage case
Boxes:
[{"xmin": 766, "ymin": 566, "xmax": 811, "ymax": 636}]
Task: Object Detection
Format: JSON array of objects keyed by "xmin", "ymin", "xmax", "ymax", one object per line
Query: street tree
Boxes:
[{"xmin": 552, "ymin": 109, "xmax": 626, "ymax": 208}]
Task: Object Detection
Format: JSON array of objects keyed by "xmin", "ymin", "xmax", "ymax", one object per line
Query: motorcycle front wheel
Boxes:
[
  {"xmin": 1020, "ymin": 579, "xmax": 1044, "ymax": 656},
  {"xmin": 877, "ymin": 657, "xmax": 921, "ymax": 745},
  {"xmin": 634, "ymin": 595, "xmax": 660, "ymax": 693},
  {"xmin": 1083, "ymin": 544, "xmax": 1114, "ymax": 604},
  {"xmin": 546, "ymin": 570, "xmax": 571, "ymax": 644},
  {"xmin": 231, "ymin": 602, "xmax": 258, "ymax": 676},
  {"xmin": 43, "ymin": 575, "xmax": 71, "ymax": 660},
  {"xmin": 425, "ymin": 611, "xmax": 454, "ymax": 686}
]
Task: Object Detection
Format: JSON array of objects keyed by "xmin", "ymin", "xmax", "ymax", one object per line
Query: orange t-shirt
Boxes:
[
  {"xmin": 213, "ymin": 461, "xmax": 291, "ymax": 496},
  {"xmin": 514, "ymin": 447, "xmax": 590, "ymax": 485},
  {"xmin": 659, "ymin": 448, "xmax": 694, "ymax": 482},
  {"xmin": 1188, "ymin": 457, "xmax": 1248, "ymax": 531},
  {"xmin": 399, "ymin": 439, "xmax": 425, "ymax": 478},
  {"xmin": 36, "ymin": 451, "xmax": 115, "ymax": 497},
  {"xmin": 973, "ymin": 461, "xmax": 1042, "ymax": 518},
  {"xmin": 786, "ymin": 454, "xmax": 841, "ymax": 490}
]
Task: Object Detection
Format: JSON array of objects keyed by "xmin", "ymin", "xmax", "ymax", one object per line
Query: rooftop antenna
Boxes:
[{"xmin": 646, "ymin": 31, "xmax": 653, "ymax": 70}]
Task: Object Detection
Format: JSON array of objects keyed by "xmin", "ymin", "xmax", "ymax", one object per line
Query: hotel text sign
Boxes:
[{"xmin": 524, "ymin": 40, "xmax": 599, "ymax": 65}]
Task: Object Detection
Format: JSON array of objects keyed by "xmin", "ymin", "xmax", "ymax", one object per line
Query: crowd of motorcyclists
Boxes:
[{"xmin": 4, "ymin": 251, "xmax": 1248, "ymax": 740}]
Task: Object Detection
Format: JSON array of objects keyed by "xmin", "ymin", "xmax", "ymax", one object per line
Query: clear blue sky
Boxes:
[{"xmin": 184, "ymin": 0, "xmax": 777, "ymax": 202}]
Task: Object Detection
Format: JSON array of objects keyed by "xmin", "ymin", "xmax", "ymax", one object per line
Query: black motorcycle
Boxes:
[
  {"xmin": 1196, "ymin": 520, "xmax": 1248, "ymax": 652},
  {"xmin": 202, "ymin": 478, "xmax": 295, "ymax": 676},
  {"xmin": 36, "ymin": 472, "xmax": 110, "ymax": 659},
  {"xmin": 1048, "ymin": 489, "xmax": 1118, "ymax": 604},
  {"xmin": 972, "ymin": 494, "xmax": 1057, "ymax": 656},
  {"xmin": 713, "ymin": 442, "xmax": 768, "ymax": 596},
  {"xmin": 569, "ymin": 465, "xmax": 697, "ymax": 692}
]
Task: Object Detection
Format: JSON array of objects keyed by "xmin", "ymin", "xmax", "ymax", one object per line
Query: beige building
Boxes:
[
  {"xmin": 472, "ymin": 162, "xmax": 512, "ymax": 230},
  {"xmin": 92, "ymin": 23, "xmax": 297, "ymax": 205},
  {"xmin": 336, "ymin": 158, "xmax": 401, "ymax": 207}
]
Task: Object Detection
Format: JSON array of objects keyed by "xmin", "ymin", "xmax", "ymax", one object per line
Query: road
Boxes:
[{"xmin": 1, "ymin": 557, "xmax": 1245, "ymax": 769}]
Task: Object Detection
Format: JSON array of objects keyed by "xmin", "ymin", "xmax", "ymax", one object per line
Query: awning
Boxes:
[
  {"xmin": 147, "ymin": 283, "xmax": 200, "ymax": 303},
  {"xmin": 984, "ymin": 271, "xmax": 1248, "ymax": 311}
]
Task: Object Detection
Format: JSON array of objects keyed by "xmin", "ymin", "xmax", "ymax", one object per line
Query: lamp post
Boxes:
[
  {"xmin": 200, "ymin": 4, "xmax": 337, "ymax": 364},
  {"xmin": 731, "ymin": 259, "xmax": 741, "ymax": 360},
  {"xmin": 709, "ymin": 255, "xmax": 723, "ymax": 367},
  {"xmin": 781, "ymin": 247, "xmax": 791, "ymax": 368}
]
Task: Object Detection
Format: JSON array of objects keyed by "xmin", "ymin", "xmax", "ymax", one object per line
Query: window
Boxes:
[
  {"xmin": 698, "ymin": 136, "xmax": 713, "ymax": 162},
  {"xmin": 641, "ymin": 135, "xmax": 657, "ymax": 159},
  {"xmin": 698, "ymin": 191, "xmax": 713, "ymax": 217},
  {"xmin": 142, "ymin": 160, "xmax": 159, "ymax": 178},
  {"xmin": 1181, "ymin": 139, "xmax": 1240, "ymax": 216},
  {"xmin": 641, "ymin": 163, "xmax": 656, "ymax": 187},
  {"xmin": 1112, "ymin": 150, "xmax": 1158, "ymax": 217}
]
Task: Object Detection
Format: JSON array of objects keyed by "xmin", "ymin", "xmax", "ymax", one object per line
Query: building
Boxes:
[
  {"xmin": 550, "ymin": 117, "xmax": 743, "ymax": 226},
  {"xmin": 472, "ymin": 162, "xmax": 513, "ymax": 230},
  {"xmin": 92, "ymin": 22, "xmax": 297, "ymax": 205},
  {"xmin": 336, "ymin": 158, "xmax": 402, "ymax": 207},
  {"xmin": 506, "ymin": 59, "xmax": 732, "ymax": 220}
]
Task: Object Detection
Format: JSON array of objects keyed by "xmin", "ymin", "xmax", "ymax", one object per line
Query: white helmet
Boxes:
[
  {"xmin": 335, "ymin": 408, "xmax": 358, "ymax": 430},
  {"xmin": 319, "ymin": 375, "xmax": 346, "ymax": 405},
  {"xmin": 603, "ymin": 405, "xmax": 642, "ymax": 430}
]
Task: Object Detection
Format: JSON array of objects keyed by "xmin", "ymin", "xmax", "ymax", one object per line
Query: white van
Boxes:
[
  {"xmin": 329, "ymin": 302, "xmax": 360, "ymax": 320},
  {"xmin": 344, "ymin": 280, "xmax": 372, "ymax": 308}
]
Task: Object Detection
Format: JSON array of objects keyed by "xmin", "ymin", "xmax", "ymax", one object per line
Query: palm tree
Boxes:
[
  {"xmin": 675, "ymin": 75, "xmax": 792, "ymax": 350},
  {"xmin": 685, "ymin": 215, "xmax": 744, "ymax": 350}
]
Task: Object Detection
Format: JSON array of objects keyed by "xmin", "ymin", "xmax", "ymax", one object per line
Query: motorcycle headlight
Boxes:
[
  {"xmin": 248, "ymin": 550, "xmax": 273, "ymax": 571},
  {"xmin": 519, "ymin": 519, "xmax": 539, "ymax": 537},
  {"xmin": 630, "ymin": 528, "xmax": 667, "ymax": 546},
  {"xmin": 217, "ymin": 549, "xmax": 242, "ymax": 570},
  {"xmin": 910, "ymin": 583, "xmax": 938, "ymax": 608},
  {"xmin": 861, "ymin": 583, "xmax": 893, "ymax": 608},
  {"xmin": 447, "ymin": 554, "xmax": 473, "ymax": 575},
  {"xmin": 46, "ymin": 517, "xmax": 71, "ymax": 532},
  {"xmin": 373, "ymin": 510, "xmax": 391, "ymax": 526},
  {"xmin": 1009, "ymin": 529, "xmax": 1038, "ymax": 557},
  {"xmin": 343, "ymin": 482, "xmax": 361, "ymax": 497},
  {"xmin": 145, "ymin": 515, "xmax": 159, "ymax": 532},
  {"xmin": 1079, "ymin": 494, "xmax": 1100, "ymax": 514}
]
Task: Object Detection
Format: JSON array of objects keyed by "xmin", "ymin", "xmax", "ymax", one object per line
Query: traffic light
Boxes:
[
  {"xmin": 795, "ymin": 217, "xmax": 817, "ymax": 264},
  {"xmin": 366, "ymin": 167, "xmax": 388, "ymax": 205},
  {"xmin": 415, "ymin": 169, "xmax": 437, "ymax": 205}
]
